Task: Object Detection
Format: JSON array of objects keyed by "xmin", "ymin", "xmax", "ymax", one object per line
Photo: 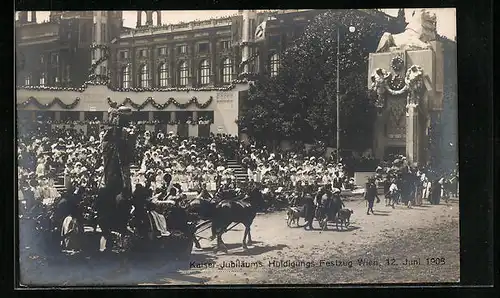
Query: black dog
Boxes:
[{"xmin": 336, "ymin": 209, "xmax": 353, "ymax": 230}]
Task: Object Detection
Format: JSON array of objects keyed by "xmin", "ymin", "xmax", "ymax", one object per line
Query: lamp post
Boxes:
[{"xmin": 336, "ymin": 25, "xmax": 356, "ymax": 164}]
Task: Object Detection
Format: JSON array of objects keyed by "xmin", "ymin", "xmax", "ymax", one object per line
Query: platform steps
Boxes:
[{"xmin": 226, "ymin": 160, "xmax": 248, "ymax": 183}]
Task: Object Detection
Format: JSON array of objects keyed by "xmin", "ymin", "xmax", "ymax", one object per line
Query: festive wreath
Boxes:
[
  {"xmin": 388, "ymin": 74, "xmax": 406, "ymax": 91},
  {"xmin": 88, "ymin": 44, "xmax": 111, "ymax": 83},
  {"xmin": 17, "ymin": 97, "xmax": 80, "ymax": 109},
  {"xmin": 391, "ymin": 56, "xmax": 404, "ymax": 72},
  {"xmin": 107, "ymin": 96, "xmax": 214, "ymax": 111}
]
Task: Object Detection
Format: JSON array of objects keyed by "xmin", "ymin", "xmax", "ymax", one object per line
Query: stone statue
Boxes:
[{"xmin": 376, "ymin": 9, "xmax": 437, "ymax": 53}]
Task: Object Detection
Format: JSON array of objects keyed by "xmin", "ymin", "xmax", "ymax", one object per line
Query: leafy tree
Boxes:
[{"xmin": 239, "ymin": 9, "xmax": 405, "ymax": 150}]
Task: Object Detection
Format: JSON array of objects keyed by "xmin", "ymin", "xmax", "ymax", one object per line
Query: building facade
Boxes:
[{"xmin": 16, "ymin": 10, "xmax": 405, "ymax": 139}]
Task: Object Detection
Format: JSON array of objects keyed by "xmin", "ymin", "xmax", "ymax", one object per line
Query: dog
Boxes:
[
  {"xmin": 336, "ymin": 209, "xmax": 353, "ymax": 230},
  {"xmin": 286, "ymin": 206, "xmax": 304, "ymax": 227}
]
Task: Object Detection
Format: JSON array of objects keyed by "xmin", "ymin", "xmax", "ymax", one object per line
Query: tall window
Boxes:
[
  {"xmin": 178, "ymin": 61, "xmax": 189, "ymax": 86},
  {"xmin": 139, "ymin": 64, "xmax": 149, "ymax": 88},
  {"xmin": 121, "ymin": 65, "xmax": 131, "ymax": 88},
  {"xmin": 24, "ymin": 74, "xmax": 31, "ymax": 86},
  {"xmin": 39, "ymin": 73, "xmax": 46, "ymax": 86},
  {"xmin": 199, "ymin": 60, "xmax": 210, "ymax": 85},
  {"xmin": 270, "ymin": 53, "xmax": 280, "ymax": 77},
  {"xmin": 222, "ymin": 58, "xmax": 233, "ymax": 83},
  {"xmin": 158, "ymin": 63, "xmax": 168, "ymax": 87}
]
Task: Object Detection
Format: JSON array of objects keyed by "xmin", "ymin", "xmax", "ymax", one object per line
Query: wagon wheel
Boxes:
[{"xmin": 192, "ymin": 220, "xmax": 212, "ymax": 247}]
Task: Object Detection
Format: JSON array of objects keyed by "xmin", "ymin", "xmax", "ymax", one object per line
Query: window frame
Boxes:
[
  {"xmin": 158, "ymin": 47, "xmax": 168, "ymax": 56},
  {"xmin": 199, "ymin": 59, "xmax": 210, "ymax": 86},
  {"xmin": 24, "ymin": 74, "xmax": 31, "ymax": 86},
  {"xmin": 177, "ymin": 45, "xmax": 188, "ymax": 55},
  {"xmin": 178, "ymin": 61, "xmax": 189, "ymax": 87},
  {"xmin": 158, "ymin": 63, "xmax": 169, "ymax": 87},
  {"xmin": 39, "ymin": 72, "xmax": 46, "ymax": 86},
  {"xmin": 269, "ymin": 52, "xmax": 280, "ymax": 77},
  {"xmin": 121, "ymin": 65, "xmax": 131, "ymax": 88},
  {"xmin": 139, "ymin": 64, "xmax": 150, "ymax": 88},
  {"xmin": 222, "ymin": 58, "xmax": 233, "ymax": 84}
]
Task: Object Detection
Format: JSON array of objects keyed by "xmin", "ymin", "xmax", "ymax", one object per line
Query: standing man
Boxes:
[{"xmin": 364, "ymin": 177, "xmax": 379, "ymax": 215}]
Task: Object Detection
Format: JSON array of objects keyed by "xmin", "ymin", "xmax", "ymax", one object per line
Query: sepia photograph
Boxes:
[{"xmin": 15, "ymin": 8, "xmax": 458, "ymax": 286}]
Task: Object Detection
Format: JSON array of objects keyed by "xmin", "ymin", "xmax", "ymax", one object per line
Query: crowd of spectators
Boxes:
[{"xmin": 18, "ymin": 119, "xmax": 459, "ymax": 213}]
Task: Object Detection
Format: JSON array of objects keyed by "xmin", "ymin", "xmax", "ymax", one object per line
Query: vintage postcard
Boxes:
[{"xmin": 16, "ymin": 9, "xmax": 458, "ymax": 286}]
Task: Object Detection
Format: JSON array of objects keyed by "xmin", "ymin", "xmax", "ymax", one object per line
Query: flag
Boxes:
[
  {"xmin": 254, "ymin": 12, "xmax": 269, "ymax": 42},
  {"xmin": 254, "ymin": 20, "xmax": 266, "ymax": 42}
]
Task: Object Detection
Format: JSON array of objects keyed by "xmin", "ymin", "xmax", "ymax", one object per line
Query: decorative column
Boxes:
[
  {"xmin": 405, "ymin": 103, "xmax": 420, "ymax": 165},
  {"xmin": 55, "ymin": 111, "xmax": 61, "ymax": 121},
  {"xmin": 240, "ymin": 10, "xmax": 257, "ymax": 73},
  {"xmin": 92, "ymin": 11, "xmax": 108, "ymax": 76},
  {"xmin": 79, "ymin": 112, "xmax": 85, "ymax": 121}
]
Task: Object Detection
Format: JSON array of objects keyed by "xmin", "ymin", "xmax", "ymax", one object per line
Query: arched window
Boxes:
[
  {"xmin": 222, "ymin": 58, "xmax": 233, "ymax": 84},
  {"xmin": 269, "ymin": 53, "xmax": 280, "ymax": 77},
  {"xmin": 178, "ymin": 61, "xmax": 189, "ymax": 86},
  {"xmin": 139, "ymin": 64, "xmax": 149, "ymax": 88},
  {"xmin": 27, "ymin": 12, "xmax": 32, "ymax": 22},
  {"xmin": 39, "ymin": 73, "xmax": 46, "ymax": 86},
  {"xmin": 121, "ymin": 65, "xmax": 131, "ymax": 88},
  {"xmin": 24, "ymin": 74, "xmax": 31, "ymax": 86},
  {"xmin": 152, "ymin": 13, "xmax": 158, "ymax": 26},
  {"xmin": 158, "ymin": 63, "xmax": 168, "ymax": 87},
  {"xmin": 141, "ymin": 11, "xmax": 147, "ymax": 26},
  {"xmin": 199, "ymin": 60, "xmax": 210, "ymax": 86}
]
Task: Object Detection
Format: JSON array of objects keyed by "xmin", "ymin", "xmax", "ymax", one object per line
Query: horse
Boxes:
[
  {"xmin": 186, "ymin": 188, "xmax": 236, "ymax": 249},
  {"xmin": 210, "ymin": 187, "xmax": 265, "ymax": 252}
]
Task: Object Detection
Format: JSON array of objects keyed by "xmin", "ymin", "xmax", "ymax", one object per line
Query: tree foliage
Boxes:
[{"xmin": 239, "ymin": 9, "xmax": 405, "ymax": 150}]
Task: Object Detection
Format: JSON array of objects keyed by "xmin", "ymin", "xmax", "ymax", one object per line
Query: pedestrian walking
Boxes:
[{"xmin": 364, "ymin": 177, "xmax": 379, "ymax": 215}]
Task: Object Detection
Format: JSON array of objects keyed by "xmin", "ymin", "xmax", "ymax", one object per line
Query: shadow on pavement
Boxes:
[{"xmin": 230, "ymin": 244, "xmax": 288, "ymax": 256}]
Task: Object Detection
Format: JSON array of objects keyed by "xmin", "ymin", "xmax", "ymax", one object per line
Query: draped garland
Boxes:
[
  {"xmin": 106, "ymin": 96, "xmax": 214, "ymax": 110},
  {"xmin": 17, "ymin": 97, "xmax": 81, "ymax": 109},
  {"xmin": 88, "ymin": 44, "xmax": 111, "ymax": 84}
]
